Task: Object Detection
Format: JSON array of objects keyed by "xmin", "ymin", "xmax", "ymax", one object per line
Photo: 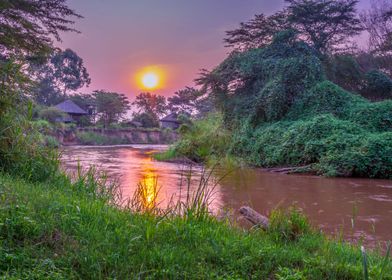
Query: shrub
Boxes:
[
  {"xmin": 173, "ymin": 113, "xmax": 232, "ymax": 163},
  {"xmin": 76, "ymin": 131, "xmax": 126, "ymax": 145},
  {"xmin": 287, "ymin": 81, "xmax": 366, "ymax": 120},
  {"xmin": 38, "ymin": 107, "xmax": 67, "ymax": 123},
  {"xmin": 362, "ymin": 70, "xmax": 392, "ymax": 100},
  {"xmin": 349, "ymin": 100, "xmax": 392, "ymax": 132}
]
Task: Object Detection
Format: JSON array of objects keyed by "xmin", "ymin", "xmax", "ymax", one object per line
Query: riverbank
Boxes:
[{"xmin": 1, "ymin": 169, "xmax": 391, "ymax": 279}]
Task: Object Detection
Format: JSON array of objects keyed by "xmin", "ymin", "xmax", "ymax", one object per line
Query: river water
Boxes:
[{"xmin": 61, "ymin": 145, "xmax": 392, "ymax": 248}]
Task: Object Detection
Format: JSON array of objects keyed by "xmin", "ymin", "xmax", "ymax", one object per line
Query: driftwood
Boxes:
[
  {"xmin": 265, "ymin": 165, "xmax": 312, "ymax": 174},
  {"xmin": 239, "ymin": 206, "xmax": 269, "ymax": 229}
]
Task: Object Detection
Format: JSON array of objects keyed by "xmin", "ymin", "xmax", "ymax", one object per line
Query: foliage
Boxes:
[
  {"xmin": 0, "ymin": 61, "xmax": 59, "ymax": 182},
  {"xmin": 32, "ymin": 49, "xmax": 91, "ymax": 106},
  {"xmin": 362, "ymin": 70, "xmax": 392, "ymax": 100},
  {"xmin": 286, "ymin": 81, "xmax": 366, "ymax": 120},
  {"xmin": 361, "ymin": 0, "xmax": 392, "ymax": 54},
  {"xmin": 1, "ymin": 173, "xmax": 391, "ymax": 279},
  {"xmin": 324, "ymin": 54, "xmax": 364, "ymax": 92},
  {"xmin": 349, "ymin": 100, "xmax": 392, "ymax": 132},
  {"xmin": 132, "ymin": 112, "xmax": 159, "ymax": 128},
  {"xmin": 167, "ymin": 87, "xmax": 203, "ymax": 115},
  {"xmin": 200, "ymin": 30, "xmax": 324, "ymax": 125},
  {"xmin": 93, "ymin": 90, "xmax": 130, "ymax": 127},
  {"xmin": 38, "ymin": 107, "xmax": 67, "ymax": 123},
  {"xmin": 76, "ymin": 131, "xmax": 127, "ymax": 146},
  {"xmin": 286, "ymin": 0, "xmax": 362, "ymax": 54},
  {"xmin": 173, "ymin": 113, "xmax": 232, "ymax": 163},
  {"xmin": 224, "ymin": 0, "xmax": 362, "ymax": 54},
  {"xmin": 0, "ymin": 0, "xmax": 81, "ymax": 57},
  {"xmin": 132, "ymin": 92, "xmax": 167, "ymax": 120}
]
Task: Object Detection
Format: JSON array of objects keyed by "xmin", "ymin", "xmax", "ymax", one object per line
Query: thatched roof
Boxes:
[
  {"xmin": 160, "ymin": 113, "xmax": 180, "ymax": 123},
  {"xmin": 55, "ymin": 100, "xmax": 87, "ymax": 115}
]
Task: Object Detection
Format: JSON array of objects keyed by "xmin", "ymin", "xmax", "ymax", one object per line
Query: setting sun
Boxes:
[
  {"xmin": 135, "ymin": 66, "xmax": 167, "ymax": 91},
  {"xmin": 142, "ymin": 72, "xmax": 159, "ymax": 89}
]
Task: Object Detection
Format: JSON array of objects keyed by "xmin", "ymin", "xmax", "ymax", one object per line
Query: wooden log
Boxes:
[{"xmin": 239, "ymin": 206, "xmax": 269, "ymax": 229}]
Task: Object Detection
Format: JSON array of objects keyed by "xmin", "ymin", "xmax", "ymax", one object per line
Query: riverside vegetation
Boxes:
[{"xmin": 161, "ymin": 31, "xmax": 392, "ymax": 179}]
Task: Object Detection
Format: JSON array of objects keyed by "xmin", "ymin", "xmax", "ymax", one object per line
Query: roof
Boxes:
[
  {"xmin": 160, "ymin": 113, "xmax": 180, "ymax": 123},
  {"xmin": 55, "ymin": 100, "xmax": 87, "ymax": 115}
]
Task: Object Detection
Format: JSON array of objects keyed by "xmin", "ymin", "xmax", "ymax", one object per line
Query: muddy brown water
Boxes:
[{"xmin": 61, "ymin": 145, "xmax": 392, "ymax": 248}]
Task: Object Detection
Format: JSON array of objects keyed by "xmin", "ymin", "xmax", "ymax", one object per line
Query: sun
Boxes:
[
  {"xmin": 135, "ymin": 66, "xmax": 167, "ymax": 91},
  {"xmin": 142, "ymin": 72, "xmax": 159, "ymax": 89}
]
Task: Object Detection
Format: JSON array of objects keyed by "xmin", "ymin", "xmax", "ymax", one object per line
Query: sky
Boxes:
[{"xmin": 60, "ymin": 0, "xmax": 372, "ymax": 100}]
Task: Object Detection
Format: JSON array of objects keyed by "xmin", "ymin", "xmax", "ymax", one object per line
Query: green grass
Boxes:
[{"xmin": 1, "ymin": 172, "xmax": 391, "ymax": 279}]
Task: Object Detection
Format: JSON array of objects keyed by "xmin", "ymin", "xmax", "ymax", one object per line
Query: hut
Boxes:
[
  {"xmin": 160, "ymin": 113, "xmax": 181, "ymax": 129},
  {"xmin": 55, "ymin": 100, "xmax": 88, "ymax": 123}
]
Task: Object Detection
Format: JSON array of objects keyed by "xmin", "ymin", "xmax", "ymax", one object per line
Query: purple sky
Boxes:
[{"xmin": 60, "ymin": 0, "xmax": 372, "ymax": 99}]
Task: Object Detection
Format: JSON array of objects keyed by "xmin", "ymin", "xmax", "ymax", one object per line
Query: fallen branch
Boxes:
[{"xmin": 239, "ymin": 206, "xmax": 269, "ymax": 229}]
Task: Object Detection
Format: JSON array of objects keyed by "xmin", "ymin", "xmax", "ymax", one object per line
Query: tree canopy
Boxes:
[
  {"xmin": 132, "ymin": 92, "xmax": 167, "ymax": 119},
  {"xmin": 224, "ymin": 0, "xmax": 362, "ymax": 55},
  {"xmin": 93, "ymin": 90, "xmax": 130, "ymax": 127},
  {"xmin": 0, "ymin": 0, "xmax": 81, "ymax": 57},
  {"xmin": 32, "ymin": 48, "xmax": 90, "ymax": 106}
]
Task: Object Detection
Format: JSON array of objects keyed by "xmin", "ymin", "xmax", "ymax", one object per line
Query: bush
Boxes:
[
  {"xmin": 349, "ymin": 100, "xmax": 392, "ymax": 132},
  {"xmin": 0, "ymin": 62, "xmax": 59, "ymax": 182},
  {"xmin": 287, "ymin": 81, "xmax": 366, "ymax": 120},
  {"xmin": 38, "ymin": 107, "xmax": 67, "ymax": 123},
  {"xmin": 173, "ymin": 113, "xmax": 232, "ymax": 163},
  {"xmin": 76, "ymin": 131, "xmax": 127, "ymax": 145},
  {"xmin": 362, "ymin": 70, "xmax": 392, "ymax": 100}
]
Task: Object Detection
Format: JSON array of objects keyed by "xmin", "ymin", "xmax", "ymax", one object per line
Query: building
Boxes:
[
  {"xmin": 55, "ymin": 100, "xmax": 88, "ymax": 123},
  {"xmin": 160, "ymin": 113, "xmax": 182, "ymax": 129}
]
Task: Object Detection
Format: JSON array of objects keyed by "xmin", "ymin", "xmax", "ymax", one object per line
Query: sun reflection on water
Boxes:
[{"xmin": 136, "ymin": 157, "xmax": 160, "ymax": 210}]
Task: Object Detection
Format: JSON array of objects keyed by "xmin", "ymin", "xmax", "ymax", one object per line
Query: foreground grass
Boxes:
[{"xmin": 1, "ymin": 173, "xmax": 391, "ymax": 279}]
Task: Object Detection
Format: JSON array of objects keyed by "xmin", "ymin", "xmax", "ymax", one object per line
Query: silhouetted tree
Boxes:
[
  {"xmin": 225, "ymin": 0, "xmax": 362, "ymax": 55},
  {"xmin": 167, "ymin": 87, "xmax": 203, "ymax": 115},
  {"xmin": 93, "ymin": 90, "xmax": 130, "ymax": 127},
  {"xmin": 32, "ymin": 49, "xmax": 90, "ymax": 105},
  {"xmin": 0, "ymin": 0, "xmax": 81, "ymax": 57},
  {"xmin": 132, "ymin": 92, "xmax": 167, "ymax": 119},
  {"xmin": 361, "ymin": 0, "xmax": 392, "ymax": 55}
]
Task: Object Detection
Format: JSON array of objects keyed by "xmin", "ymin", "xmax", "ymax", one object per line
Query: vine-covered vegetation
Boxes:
[{"xmin": 170, "ymin": 31, "xmax": 392, "ymax": 178}]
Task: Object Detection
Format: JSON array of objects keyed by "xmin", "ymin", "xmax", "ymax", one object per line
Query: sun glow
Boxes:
[
  {"xmin": 142, "ymin": 73, "xmax": 159, "ymax": 89},
  {"xmin": 135, "ymin": 66, "xmax": 166, "ymax": 91}
]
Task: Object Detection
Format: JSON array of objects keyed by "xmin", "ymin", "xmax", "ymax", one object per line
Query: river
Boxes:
[{"xmin": 61, "ymin": 145, "xmax": 392, "ymax": 248}]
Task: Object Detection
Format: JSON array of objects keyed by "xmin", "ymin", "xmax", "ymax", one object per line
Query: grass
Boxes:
[{"xmin": 1, "ymin": 170, "xmax": 391, "ymax": 279}]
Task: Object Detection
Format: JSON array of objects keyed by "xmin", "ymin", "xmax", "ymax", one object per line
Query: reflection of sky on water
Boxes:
[{"xmin": 62, "ymin": 145, "xmax": 392, "ymax": 248}]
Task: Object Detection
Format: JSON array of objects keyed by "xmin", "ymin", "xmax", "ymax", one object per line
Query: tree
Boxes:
[
  {"xmin": 48, "ymin": 49, "xmax": 91, "ymax": 94},
  {"xmin": 224, "ymin": 11, "xmax": 289, "ymax": 51},
  {"xmin": 93, "ymin": 90, "xmax": 130, "ymax": 127},
  {"xmin": 132, "ymin": 92, "xmax": 167, "ymax": 119},
  {"xmin": 286, "ymin": 0, "xmax": 362, "ymax": 55},
  {"xmin": 32, "ymin": 48, "xmax": 90, "ymax": 106},
  {"xmin": 0, "ymin": 0, "xmax": 81, "ymax": 57},
  {"xmin": 224, "ymin": 0, "xmax": 362, "ymax": 55},
  {"xmin": 362, "ymin": 70, "xmax": 392, "ymax": 100},
  {"xmin": 361, "ymin": 0, "xmax": 392, "ymax": 54},
  {"xmin": 167, "ymin": 87, "xmax": 203, "ymax": 115},
  {"xmin": 132, "ymin": 112, "xmax": 159, "ymax": 128}
]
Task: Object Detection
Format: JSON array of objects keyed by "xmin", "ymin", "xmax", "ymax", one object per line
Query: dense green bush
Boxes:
[
  {"xmin": 287, "ymin": 81, "xmax": 366, "ymax": 120},
  {"xmin": 173, "ymin": 114, "xmax": 232, "ymax": 163},
  {"xmin": 76, "ymin": 131, "xmax": 127, "ymax": 146},
  {"xmin": 350, "ymin": 100, "xmax": 392, "ymax": 132},
  {"xmin": 362, "ymin": 70, "xmax": 392, "ymax": 100},
  {"xmin": 0, "ymin": 61, "xmax": 59, "ymax": 182},
  {"xmin": 38, "ymin": 107, "xmax": 67, "ymax": 123}
]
